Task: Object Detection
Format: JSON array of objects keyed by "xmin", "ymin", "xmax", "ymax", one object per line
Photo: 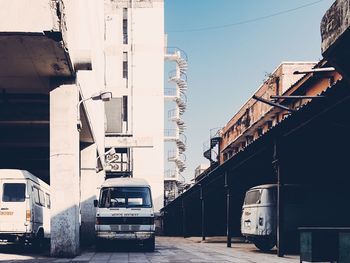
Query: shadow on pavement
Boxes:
[{"xmin": 0, "ymin": 243, "xmax": 49, "ymax": 256}]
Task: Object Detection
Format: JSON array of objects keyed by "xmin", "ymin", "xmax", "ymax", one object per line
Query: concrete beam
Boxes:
[
  {"xmin": 321, "ymin": 0, "xmax": 350, "ymax": 78},
  {"xmin": 50, "ymin": 84, "xmax": 80, "ymax": 257}
]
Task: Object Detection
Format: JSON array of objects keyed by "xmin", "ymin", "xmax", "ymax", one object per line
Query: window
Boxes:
[
  {"xmin": 2, "ymin": 183, "xmax": 25, "ymax": 202},
  {"xmin": 46, "ymin": 193, "xmax": 51, "ymax": 209},
  {"xmin": 33, "ymin": 187, "xmax": 45, "ymax": 206},
  {"xmin": 99, "ymin": 187, "xmax": 152, "ymax": 208},
  {"xmin": 123, "ymin": 8, "xmax": 128, "ymax": 44},
  {"xmin": 39, "ymin": 189, "xmax": 45, "ymax": 206},
  {"xmin": 123, "ymin": 52, "xmax": 128, "ymax": 79},
  {"xmin": 122, "ymin": 96, "xmax": 128, "ymax": 122},
  {"xmin": 244, "ymin": 190, "xmax": 261, "ymax": 205},
  {"xmin": 33, "ymin": 187, "xmax": 40, "ymax": 205}
]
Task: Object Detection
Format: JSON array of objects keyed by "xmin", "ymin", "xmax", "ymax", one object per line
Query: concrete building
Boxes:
[
  {"xmin": 103, "ymin": 0, "xmax": 165, "ymax": 211},
  {"xmin": 218, "ymin": 62, "xmax": 317, "ymax": 163},
  {"xmin": 0, "ymin": 0, "xmax": 165, "ymax": 257}
]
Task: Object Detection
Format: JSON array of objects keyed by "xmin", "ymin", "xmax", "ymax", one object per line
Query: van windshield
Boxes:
[
  {"xmin": 2, "ymin": 183, "xmax": 26, "ymax": 202},
  {"xmin": 99, "ymin": 187, "xmax": 152, "ymax": 208},
  {"xmin": 244, "ymin": 190, "xmax": 261, "ymax": 205}
]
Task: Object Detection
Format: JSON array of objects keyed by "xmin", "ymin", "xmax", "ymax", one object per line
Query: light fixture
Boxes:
[{"xmin": 77, "ymin": 91, "xmax": 112, "ymax": 131}]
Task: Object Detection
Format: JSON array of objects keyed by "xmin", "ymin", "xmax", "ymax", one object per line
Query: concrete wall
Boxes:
[
  {"xmin": 0, "ymin": 0, "xmax": 59, "ymax": 32},
  {"xmin": 64, "ymin": 0, "xmax": 106, "ymax": 246},
  {"xmin": 132, "ymin": 1, "xmax": 165, "ymax": 211}
]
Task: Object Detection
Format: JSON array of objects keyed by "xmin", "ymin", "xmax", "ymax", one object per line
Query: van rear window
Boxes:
[
  {"xmin": 2, "ymin": 183, "xmax": 26, "ymax": 202},
  {"xmin": 244, "ymin": 190, "xmax": 261, "ymax": 205}
]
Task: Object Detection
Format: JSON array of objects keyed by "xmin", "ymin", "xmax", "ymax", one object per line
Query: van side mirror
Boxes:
[{"xmin": 93, "ymin": 200, "xmax": 98, "ymax": 207}]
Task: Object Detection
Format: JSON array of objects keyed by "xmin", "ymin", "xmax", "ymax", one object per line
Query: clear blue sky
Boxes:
[{"xmin": 164, "ymin": 0, "xmax": 334, "ymax": 182}]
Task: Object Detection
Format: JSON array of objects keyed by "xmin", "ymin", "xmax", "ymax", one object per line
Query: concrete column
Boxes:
[
  {"xmin": 80, "ymin": 143, "xmax": 105, "ymax": 245},
  {"xmin": 50, "ymin": 84, "xmax": 80, "ymax": 257}
]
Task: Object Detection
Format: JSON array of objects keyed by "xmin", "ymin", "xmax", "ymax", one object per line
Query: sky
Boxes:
[{"xmin": 163, "ymin": 0, "xmax": 334, "ymax": 182}]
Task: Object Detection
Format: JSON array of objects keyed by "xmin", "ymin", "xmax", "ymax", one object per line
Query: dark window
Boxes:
[
  {"xmin": 33, "ymin": 187, "xmax": 40, "ymax": 205},
  {"xmin": 39, "ymin": 189, "xmax": 45, "ymax": 206},
  {"xmin": 244, "ymin": 190, "xmax": 261, "ymax": 205},
  {"xmin": 46, "ymin": 193, "xmax": 51, "ymax": 209},
  {"xmin": 123, "ymin": 8, "xmax": 128, "ymax": 44},
  {"xmin": 99, "ymin": 187, "xmax": 152, "ymax": 208},
  {"xmin": 122, "ymin": 96, "xmax": 128, "ymax": 122},
  {"xmin": 2, "ymin": 183, "xmax": 26, "ymax": 202},
  {"xmin": 123, "ymin": 52, "xmax": 128, "ymax": 79},
  {"xmin": 33, "ymin": 187, "xmax": 45, "ymax": 206}
]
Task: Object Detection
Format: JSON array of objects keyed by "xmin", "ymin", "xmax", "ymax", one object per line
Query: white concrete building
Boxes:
[
  {"xmin": 104, "ymin": 0, "xmax": 164, "ymax": 211},
  {"xmin": 0, "ymin": 0, "xmax": 165, "ymax": 257}
]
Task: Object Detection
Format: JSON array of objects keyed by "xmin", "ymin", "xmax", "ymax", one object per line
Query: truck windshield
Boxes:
[
  {"xmin": 99, "ymin": 187, "xmax": 152, "ymax": 208},
  {"xmin": 2, "ymin": 183, "xmax": 26, "ymax": 202}
]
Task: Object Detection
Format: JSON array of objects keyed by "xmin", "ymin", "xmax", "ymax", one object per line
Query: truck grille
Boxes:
[{"xmin": 96, "ymin": 217, "xmax": 154, "ymax": 225}]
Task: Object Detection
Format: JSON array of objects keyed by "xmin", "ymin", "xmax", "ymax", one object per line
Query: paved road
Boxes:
[{"xmin": 0, "ymin": 236, "xmax": 299, "ymax": 263}]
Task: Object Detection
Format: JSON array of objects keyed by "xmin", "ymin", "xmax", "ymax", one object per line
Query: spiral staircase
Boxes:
[{"xmin": 164, "ymin": 47, "xmax": 188, "ymax": 205}]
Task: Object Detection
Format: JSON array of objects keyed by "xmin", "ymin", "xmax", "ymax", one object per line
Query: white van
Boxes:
[
  {"xmin": 241, "ymin": 184, "xmax": 277, "ymax": 251},
  {"xmin": 0, "ymin": 169, "xmax": 51, "ymax": 245},
  {"xmin": 94, "ymin": 178, "xmax": 155, "ymax": 251}
]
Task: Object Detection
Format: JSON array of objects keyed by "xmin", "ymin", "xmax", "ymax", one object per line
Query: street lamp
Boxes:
[{"xmin": 77, "ymin": 91, "xmax": 112, "ymax": 131}]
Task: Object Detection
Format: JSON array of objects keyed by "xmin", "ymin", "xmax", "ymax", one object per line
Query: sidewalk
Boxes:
[{"xmin": 0, "ymin": 236, "xmax": 299, "ymax": 263}]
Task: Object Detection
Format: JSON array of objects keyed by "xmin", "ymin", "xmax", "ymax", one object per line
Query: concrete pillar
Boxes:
[
  {"xmin": 80, "ymin": 143, "xmax": 105, "ymax": 245},
  {"xmin": 50, "ymin": 84, "xmax": 80, "ymax": 257}
]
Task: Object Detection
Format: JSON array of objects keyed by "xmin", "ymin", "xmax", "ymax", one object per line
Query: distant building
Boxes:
[
  {"xmin": 195, "ymin": 164, "xmax": 210, "ymax": 179},
  {"xmin": 219, "ymin": 62, "xmax": 317, "ymax": 163}
]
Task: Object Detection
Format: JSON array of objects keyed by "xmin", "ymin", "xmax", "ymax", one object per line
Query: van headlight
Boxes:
[{"xmin": 258, "ymin": 217, "xmax": 263, "ymax": 226}]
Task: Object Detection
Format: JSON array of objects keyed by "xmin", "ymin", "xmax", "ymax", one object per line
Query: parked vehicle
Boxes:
[
  {"xmin": 241, "ymin": 183, "xmax": 311, "ymax": 252},
  {"xmin": 94, "ymin": 177, "xmax": 155, "ymax": 251},
  {"xmin": 0, "ymin": 169, "xmax": 51, "ymax": 245},
  {"xmin": 241, "ymin": 184, "xmax": 277, "ymax": 251}
]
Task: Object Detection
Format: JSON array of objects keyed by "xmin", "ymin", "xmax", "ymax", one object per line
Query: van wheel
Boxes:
[
  {"xmin": 143, "ymin": 236, "xmax": 155, "ymax": 252},
  {"xmin": 254, "ymin": 237, "xmax": 276, "ymax": 252}
]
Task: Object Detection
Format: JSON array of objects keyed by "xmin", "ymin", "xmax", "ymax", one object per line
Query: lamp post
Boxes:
[{"xmin": 77, "ymin": 91, "xmax": 112, "ymax": 131}]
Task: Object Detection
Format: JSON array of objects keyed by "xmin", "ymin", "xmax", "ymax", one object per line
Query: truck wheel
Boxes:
[
  {"xmin": 143, "ymin": 236, "xmax": 155, "ymax": 252},
  {"xmin": 254, "ymin": 237, "xmax": 276, "ymax": 252}
]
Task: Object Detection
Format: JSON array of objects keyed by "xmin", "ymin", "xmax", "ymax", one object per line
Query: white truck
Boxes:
[
  {"xmin": 0, "ymin": 169, "xmax": 51, "ymax": 245},
  {"xmin": 94, "ymin": 178, "xmax": 155, "ymax": 251}
]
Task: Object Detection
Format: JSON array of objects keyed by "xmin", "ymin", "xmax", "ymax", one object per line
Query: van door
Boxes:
[
  {"xmin": 32, "ymin": 186, "xmax": 44, "ymax": 235},
  {"xmin": 241, "ymin": 189, "xmax": 261, "ymax": 236},
  {"xmin": 0, "ymin": 179, "xmax": 27, "ymax": 233}
]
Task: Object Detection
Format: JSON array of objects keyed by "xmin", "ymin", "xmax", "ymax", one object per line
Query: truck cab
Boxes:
[{"xmin": 94, "ymin": 178, "xmax": 155, "ymax": 251}]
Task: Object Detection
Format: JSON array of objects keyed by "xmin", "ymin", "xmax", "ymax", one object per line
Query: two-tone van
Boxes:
[
  {"xmin": 0, "ymin": 169, "xmax": 51, "ymax": 245},
  {"xmin": 94, "ymin": 178, "xmax": 155, "ymax": 251}
]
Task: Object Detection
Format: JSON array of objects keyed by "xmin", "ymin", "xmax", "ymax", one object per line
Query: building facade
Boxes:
[
  {"xmin": 219, "ymin": 62, "xmax": 317, "ymax": 163},
  {"xmin": 103, "ymin": 0, "xmax": 165, "ymax": 211}
]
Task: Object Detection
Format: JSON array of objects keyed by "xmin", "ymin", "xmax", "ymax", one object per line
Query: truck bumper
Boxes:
[{"xmin": 96, "ymin": 231, "xmax": 154, "ymax": 241}]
